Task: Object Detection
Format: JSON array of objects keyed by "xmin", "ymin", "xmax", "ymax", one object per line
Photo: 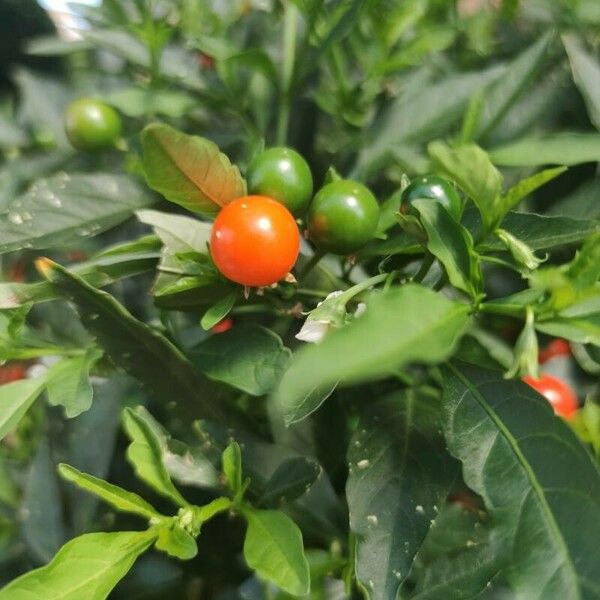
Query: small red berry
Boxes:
[
  {"xmin": 211, "ymin": 318, "xmax": 234, "ymax": 334},
  {"xmin": 538, "ymin": 339, "xmax": 571, "ymax": 364},
  {"xmin": 522, "ymin": 373, "xmax": 578, "ymax": 418}
]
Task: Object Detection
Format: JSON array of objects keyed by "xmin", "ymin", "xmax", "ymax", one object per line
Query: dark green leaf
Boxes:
[
  {"xmin": 275, "ymin": 285, "xmax": 471, "ymax": 424},
  {"xmin": 141, "ymin": 123, "xmax": 246, "ymax": 214},
  {"xmin": 0, "ymin": 530, "xmax": 157, "ymax": 599},
  {"xmin": 258, "ymin": 457, "xmax": 321, "ymax": 507},
  {"xmin": 0, "ymin": 173, "xmax": 154, "ymax": 255},
  {"xmin": 442, "ymin": 362, "xmax": 600, "ymax": 599},
  {"xmin": 192, "ymin": 324, "xmax": 291, "ymax": 396},
  {"xmin": 59, "ymin": 464, "xmax": 159, "ymax": 520},
  {"xmin": 412, "ymin": 199, "xmax": 482, "ymax": 298},
  {"xmin": 347, "ymin": 391, "xmax": 457, "ymax": 600},
  {"xmin": 243, "ymin": 508, "xmax": 310, "ymax": 596}
]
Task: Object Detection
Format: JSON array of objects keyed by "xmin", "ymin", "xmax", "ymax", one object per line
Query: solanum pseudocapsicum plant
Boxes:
[{"xmin": 1, "ymin": 4, "xmax": 600, "ymax": 599}]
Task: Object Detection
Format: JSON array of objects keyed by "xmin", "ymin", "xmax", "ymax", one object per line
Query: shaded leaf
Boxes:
[{"xmin": 258, "ymin": 457, "xmax": 322, "ymax": 507}]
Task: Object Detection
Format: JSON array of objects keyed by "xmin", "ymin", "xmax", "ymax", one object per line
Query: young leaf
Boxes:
[
  {"xmin": 36, "ymin": 258, "xmax": 230, "ymax": 423},
  {"xmin": 141, "ymin": 123, "xmax": 247, "ymax": 214},
  {"xmin": 222, "ymin": 441, "xmax": 243, "ymax": 494},
  {"xmin": 347, "ymin": 391, "xmax": 457, "ymax": 600},
  {"xmin": 442, "ymin": 362, "xmax": 600, "ymax": 600},
  {"xmin": 155, "ymin": 524, "xmax": 198, "ymax": 560},
  {"xmin": 564, "ymin": 34, "xmax": 600, "ymax": 131},
  {"xmin": 193, "ymin": 497, "xmax": 233, "ymax": 528},
  {"xmin": 122, "ymin": 407, "xmax": 189, "ymax": 508},
  {"xmin": 58, "ymin": 464, "xmax": 160, "ymax": 520},
  {"xmin": 495, "ymin": 229, "xmax": 545, "ymax": 271},
  {"xmin": 428, "ymin": 142, "xmax": 503, "ymax": 229},
  {"xmin": 45, "ymin": 348, "xmax": 103, "ymax": 418},
  {"xmin": 505, "ymin": 307, "xmax": 539, "ymax": 378},
  {"xmin": 258, "ymin": 457, "xmax": 322, "ymax": 507},
  {"xmin": 490, "ymin": 132, "xmax": 600, "ymax": 166},
  {"xmin": 192, "ymin": 324, "xmax": 291, "ymax": 396},
  {"xmin": 0, "ymin": 530, "xmax": 157, "ymax": 600},
  {"xmin": 0, "ymin": 173, "xmax": 154, "ymax": 255},
  {"xmin": 412, "ymin": 199, "xmax": 482, "ymax": 298},
  {"xmin": 0, "ymin": 377, "xmax": 46, "ymax": 441},
  {"xmin": 275, "ymin": 285, "xmax": 471, "ymax": 424},
  {"xmin": 200, "ymin": 292, "xmax": 238, "ymax": 330},
  {"xmin": 243, "ymin": 508, "xmax": 310, "ymax": 596}
]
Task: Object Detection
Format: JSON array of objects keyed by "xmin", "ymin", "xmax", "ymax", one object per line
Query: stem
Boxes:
[
  {"xmin": 276, "ymin": 1, "xmax": 298, "ymax": 145},
  {"xmin": 338, "ymin": 272, "xmax": 388, "ymax": 303},
  {"xmin": 412, "ymin": 254, "xmax": 434, "ymax": 283},
  {"xmin": 299, "ymin": 250, "xmax": 325, "ymax": 280},
  {"xmin": 477, "ymin": 302, "xmax": 526, "ymax": 317}
]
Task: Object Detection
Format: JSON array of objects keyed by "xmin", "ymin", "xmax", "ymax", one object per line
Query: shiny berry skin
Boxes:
[
  {"xmin": 539, "ymin": 339, "xmax": 571, "ymax": 364},
  {"xmin": 64, "ymin": 98, "xmax": 122, "ymax": 151},
  {"xmin": 400, "ymin": 175, "xmax": 462, "ymax": 219},
  {"xmin": 523, "ymin": 373, "xmax": 578, "ymax": 418},
  {"xmin": 210, "ymin": 195, "xmax": 300, "ymax": 287},
  {"xmin": 307, "ymin": 180, "xmax": 379, "ymax": 255},
  {"xmin": 248, "ymin": 147, "xmax": 313, "ymax": 216},
  {"xmin": 211, "ymin": 317, "xmax": 234, "ymax": 334}
]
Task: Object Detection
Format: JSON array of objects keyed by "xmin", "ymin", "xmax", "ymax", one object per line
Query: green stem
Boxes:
[
  {"xmin": 299, "ymin": 250, "xmax": 325, "ymax": 280},
  {"xmin": 276, "ymin": 1, "xmax": 298, "ymax": 145},
  {"xmin": 477, "ymin": 302, "xmax": 526, "ymax": 317},
  {"xmin": 412, "ymin": 254, "xmax": 434, "ymax": 283},
  {"xmin": 338, "ymin": 272, "xmax": 388, "ymax": 303}
]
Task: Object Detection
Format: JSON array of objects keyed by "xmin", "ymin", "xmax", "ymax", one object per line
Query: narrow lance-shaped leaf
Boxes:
[
  {"xmin": 0, "ymin": 377, "xmax": 46, "ymax": 441},
  {"xmin": 0, "ymin": 530, "xmax": 157, "ymax": 600},
  {"xmin": 442, "ymin": 362, "xmax": 600, "ymax": 600},
  {"xmin": 122, "ymin": 407, "xmax": 189, "ymax": 508},
  {"xmin": 58, "ymin": 464, "xmax": 160, "ymax": 520},
  {"xmin": 141, "ymin": 123, "xmax": 247, "ymax": 214},
  {"xmin": 243, "ymin": 508, "xmax": 311, "ymax": 596},
  {"xmin": 347, "ymin": 391, "xmax": 458, "ymax": 600},
  {"xmin": 275, "ymin": 285, "xmax": 471, "ymax": 424},
  {"xmin": 36, "ymin": 258, "xmax": 230, "ymax": 423},
  {"xmin": 412, "ymin": 199, "xmax": 482, "ymax": 299}
]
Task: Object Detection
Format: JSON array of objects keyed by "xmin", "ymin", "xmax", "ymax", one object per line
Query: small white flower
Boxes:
[
  {"xmin": 296, "ymin": 318, "xmax": 331, "ymax": 343},
  {"xmin": 295, "ymin": 290, "xmax": 345, "ymax": 344}
]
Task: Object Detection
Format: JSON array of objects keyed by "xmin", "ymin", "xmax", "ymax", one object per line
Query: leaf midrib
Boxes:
[{"xmin": 448, "ymin": 364, "xmax": 580, "ymax": 599}]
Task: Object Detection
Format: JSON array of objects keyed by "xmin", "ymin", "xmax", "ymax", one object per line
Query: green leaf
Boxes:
[
  {"xmin": 106, "ymin": 87, "xmax": 196, "ymax": 118},
  {"xmin": 412, "ymin": 199, "xmax": 482, "ymax": 298},
  {"xmin": 0, "ymin": 530, "xmax": 157, "ymax": 600},
  {"xmin": 37, "ymin": 258, "xmax": 229, "ymax": 423},
  {"xmin": 0, "ymin": 173, "xmax": 154, "ymax": 255},
  {"xmin": 141, "ymin": 123, "xmax": 246, "ymax": 214},
  {"xmin": 122, "ymin": 407, "xmax": 189, "ymax": 508},
  {"xmin": 495, "ymin": 229, "xmax": 545, "ymax": 271},
  {"xmin": 564, "ymin": 34, "xmax": 600, "ymax": 131},
  {"xmin": 442, "ymin": 362, "xmax": 600, "ymax": 600},
  {"xmin": 243, "ymin": 508, "xmax": 310, "ymax": 596},
  {"xmin": 347, "ymin": 391, "xmax": 457, "ymax": 600},
  {"xmin": 428, "ymin": 142, "xmax": 503, "ymax": 229},
  {"xmin": 222, "ymin": 441, "xmax": 243, "ymax": 494},
  {"xmin": 155, "ymin": 524, "xmax": 197, "ymax": 560},
  {"xmin": 0, "ymin": 377, "xmax": 46, "ymax": 441},
  {"xmin": 58, "ymin": 464, "xmax": 159, "ymax": 520},
  {"xmin": 474, "ymin": 32, "xmax": 554, "ymax": 140},
  {"xmin": 566, "ymin": 232, "xmax": 600, "ymax": 289},
  {"xmin": 536, "ymin": 312, "xmax": 600, "ymax": 346},
  {"xmin": 193, "ymin": 497, "xmax": 233, "ymax": 528},
  {"xmin": 200, "ymin": 292, "xmax": 238, "ymax": 330},
  {"xmin": 490, "ymin": 132, "xmax": 600, "ymax": 166},
  {"xmin": 498, "ymin": 166, "xmax": 567, "ymax": 219},
  {"xmin": 275, "ymin": 285, "xmax": 471, "ymax": 424},
  {"xmin": 505, "ymin": 307, "xmax": 539, "ymax": 378},
  {"xmin": 258, "ymin": 457, "xmax": 322, "ymax": 507},
  {"xmin": 45, "ymin": 348, "xmax": 103, "ymax": 418},
  {"xmin": 192, "ymin": 324, "xmax": 291, "ymax": 396}
]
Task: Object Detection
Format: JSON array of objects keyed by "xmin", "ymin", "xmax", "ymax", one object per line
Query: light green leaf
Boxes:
[
  {"xmin": 498, "ymin": 166, "xmax": 567, "ymax": 219},
  {"xmin": 0, "ymin": 173, "xmax": 154, "ymax": 255},
  {"xmin": 0, "ymin": 530, "xmax": 157, "ymax": 600},
  {"xmin": 243, "ymin": 508, "xmax": 310, "ymax": 596},
  {"xmin": 0, "ymin": 377, "xmax": 46, "ymax": 441},
  {"xmin": 347, "ymin": 391, "xmax": 457, "ymax": 600},
  {"xmin": 495, "ymin": 229, "xmax": 545, "ymax": 271},
  {"xmin": 58, "ymin": 464, "xmax": 159, "ymax": 520},
  {"xmin": 45, "ymin": 348, "xmax": 103, "ymax": 418},
  {"xmin": 106, "ymin": 87, "xmax": 196, "ymax": 118},
  {"xmin": 428, "ymin": 142, "xmax": 503, "ymax": 229},
  {"xmin": 222, "ymin": 441, "xmax": 243, "ymax": 494},
  {"xmin": 193, "ymin": 497, "xmax": 232, "ymax": 527},
  {"xmin": 155, "ymin": 524, "xmax": 197, "ymax": 560},
  {"xmin": 200, "ymin": 292, "xmax": 238, "ymax": 330},
  {"xmin": 564, "ymin": 34, "xmax": 600, "ymax": 131},
  {"xmin": 475, "ymin": 32, "xmax": 554, "ymax": 140},
  {"xmin": 122, "ymin": 407, "xmax": 189, "ymax": 508},
  {"xmin": 192, "ymin": 324, "xmax": 291, "ymax": 396},
  {"xmin": 412, "ymin": 199, "xmax": 482, "ymax": 298},
  {"xmin": 536, "ymin": 312, "xmax": 600, "ymax": 346},
  {"xmin": 490, "ymin": 132, "xmax": 600, "ymax": 166},
  {"xmin": 141, "ymin": 123, "xmax": 246, "ymax": 214},
  {"xmin": 442, "ymin": 362, "xmax": 600, "ymax": 600},
  {"xmin": 275, "ymin": 285, "xmax": 471, "ymax": 423}
]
